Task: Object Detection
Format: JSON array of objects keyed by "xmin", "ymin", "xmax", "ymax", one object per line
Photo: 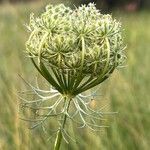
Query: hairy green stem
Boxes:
[{"xmin": 54, "ymin": 97, "xmax": 71, "ymax": 150}]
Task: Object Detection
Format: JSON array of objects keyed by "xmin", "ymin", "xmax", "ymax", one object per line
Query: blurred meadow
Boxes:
[{"xmin": 0, "ymin": 0, "xmax": 150, "ymax": 150}]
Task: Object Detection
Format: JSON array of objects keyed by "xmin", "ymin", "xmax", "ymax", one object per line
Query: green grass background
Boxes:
[{"xmin": 0, "ymin": 1, "xmax": 150, "ymax": 150}]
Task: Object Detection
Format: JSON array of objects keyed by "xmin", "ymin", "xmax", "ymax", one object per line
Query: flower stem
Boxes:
[{"xmin": 54, "ymin": 97, "xmax": 71, "ymax": 150}]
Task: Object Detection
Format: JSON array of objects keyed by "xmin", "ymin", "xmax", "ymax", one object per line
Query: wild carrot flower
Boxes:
[{"xmin": 21, "ymin": 3, "xmax": 126, "ymax": 150}]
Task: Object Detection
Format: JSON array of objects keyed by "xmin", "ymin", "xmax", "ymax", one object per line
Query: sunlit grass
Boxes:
[{"xmin": 0, "ymin": 2, "xmax": 149, "ymax": 150}]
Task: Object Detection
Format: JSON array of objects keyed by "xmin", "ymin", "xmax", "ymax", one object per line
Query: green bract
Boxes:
[{"xmin": 26, "ymin": 3, "xmax": 125, "ymax": 97}]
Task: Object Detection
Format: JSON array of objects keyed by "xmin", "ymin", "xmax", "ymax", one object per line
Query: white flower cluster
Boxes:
[
  {"xmin": 26, "ymin": 3, "xmax": 126, "ymax": 95},
  {"xmin": 22, "ymin": 4, "xmax": 126, "ymax": 140}
]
